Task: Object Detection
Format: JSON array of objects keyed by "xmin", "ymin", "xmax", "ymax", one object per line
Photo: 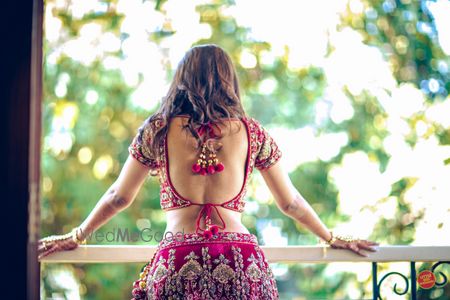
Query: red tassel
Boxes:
[
  {"xmin": 192, "ymin": 163, "xmax": 201, "ymax": 173},
  {"xmin": 200, "ymin": 168, "xmax": 207, "ymax": 176},
  {"xmin": 203, "ymin": 229, "xmax": 212, "ymax": 239},
  {"xmin": 133, "ymin": 281, "xmax": 140, "ymax": 288},
  {"xmin": 215, "ymin": 163, "xmax": 224, "ymax": 172},
  {"xmin": 207, "ymin": 165, "xmax": 216, "ymax": 174},
  {"xmin": 210, "ymin": 225, "xmax": 219, "ymax": 235}
]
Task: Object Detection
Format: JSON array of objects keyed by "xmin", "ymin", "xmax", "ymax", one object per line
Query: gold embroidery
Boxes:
[
  {"xmin": 179, "ymin": 260, "xmax": 202, "ymax": 280},
  {"xmin": 141, "ymin": 125, "xmax": 153, "ymax": 160},
  {"xmin": 212, "ymin": 263, "xmax": 235, "ymax": 284},
  {"xmin": 152, "ymin": 263, "xmax": 168, "ymax": 282},
  {"xmin": 245, "ymin": 261, "xmax": 262, "ymax": 282},
  {"xmin": 179, "ymin": 251, "xmax": 202, "ymax": 280},
  {"xmin": 258, "ymin": 137, "xmax": 272, "ymax": 161}
]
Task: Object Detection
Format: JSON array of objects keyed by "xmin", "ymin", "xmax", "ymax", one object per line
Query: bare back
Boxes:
[{"xmin": 164, "ymin": 116, "xmax": 250, "ymax": 234}]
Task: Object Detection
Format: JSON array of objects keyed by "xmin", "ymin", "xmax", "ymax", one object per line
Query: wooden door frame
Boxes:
[
  {"xmin": 28, "ymin": 0, "xmax": 44, "ymax": 298},
  {"xmin": 2, "ymin": 0, "xmax": 43, "ymax": 298}
]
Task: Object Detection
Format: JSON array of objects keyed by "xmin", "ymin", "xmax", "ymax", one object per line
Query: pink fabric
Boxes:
[{"xmin": 131, "ymin": 232, "xmax": 279, "ymax": 300}]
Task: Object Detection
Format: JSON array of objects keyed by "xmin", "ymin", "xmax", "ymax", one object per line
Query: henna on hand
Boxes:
[
  {"xmin": 330, "ymin": 238, "xmax": 379, "ymax": 257},
  {"xmin": 37, "ymin": 234, "xmax": 79, "ymax": 260}
]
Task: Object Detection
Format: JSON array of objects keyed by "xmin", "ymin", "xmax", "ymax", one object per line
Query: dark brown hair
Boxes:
[{"xmin": 147, "ymin": 44, "xmax": 246, "ymax": 159}]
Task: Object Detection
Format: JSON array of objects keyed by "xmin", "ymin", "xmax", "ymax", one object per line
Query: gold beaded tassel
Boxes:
[{"xmin": 192, "ymin": 141, "xmax": 224, "ymax": 175}]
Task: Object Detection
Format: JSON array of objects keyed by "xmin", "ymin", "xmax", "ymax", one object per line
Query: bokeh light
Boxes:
[{"xmin": 41, "ymin": 0, "xmax": 450, "ymax": 298}]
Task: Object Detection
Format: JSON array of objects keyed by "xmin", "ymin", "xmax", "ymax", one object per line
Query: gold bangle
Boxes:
[
  {"xmin": 71, "ymin": 227, "xmax": 86, "ymax": 245},
  {"xmin": 335, "ymin": 234, "xmax": 358, "ymax": 243},
  {"xmin": 325, "ymin": 231, "xmax": 336, "ymax": 245},
  {"xmin": 323, "ymin": 231, "xmax": 359, "ymax": 245},
  {"xmin": 44, "ymin": 232, "xmax": 71, "ymax": 243}
]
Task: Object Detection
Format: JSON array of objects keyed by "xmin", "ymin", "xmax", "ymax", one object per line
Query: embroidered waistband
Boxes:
[{"xmin": 157, "ymin": 231, "xmax": 259, "ymax": 250}]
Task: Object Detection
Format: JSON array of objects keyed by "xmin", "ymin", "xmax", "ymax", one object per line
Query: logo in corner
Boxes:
[{"xmin": 417, "ymin": 270, "xmax": 436, "ymax": 289}]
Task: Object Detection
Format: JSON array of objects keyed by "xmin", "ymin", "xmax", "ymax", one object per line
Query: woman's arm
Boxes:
[
  {"xmin": 260, "ymin": 161, "xmax": 332, "ymax": 241},
  {"xmin": 76, "ymin": 155, "xmax": 151, "ymax": 239},
  {"xmin": 260, "ymin": 160, "xmax": 377, "ymax": 256},
  {"xmin": 38, "ymin": 155, "xmax": 151, "ymax": 258}
]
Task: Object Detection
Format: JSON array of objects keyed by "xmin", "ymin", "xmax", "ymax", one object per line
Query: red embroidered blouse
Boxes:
[{"xmin": 128, "ymin": 115, "xmax": 282, "ymax": 236}]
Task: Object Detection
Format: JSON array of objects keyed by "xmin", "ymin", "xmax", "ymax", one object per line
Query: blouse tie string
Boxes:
[
  {"xmin": 192, "ymin": 203, "xmax": 226, "ymax": 238},
  {"xmin": 196, "ymin": 121, "xmax": 222, "ymax": 139}
]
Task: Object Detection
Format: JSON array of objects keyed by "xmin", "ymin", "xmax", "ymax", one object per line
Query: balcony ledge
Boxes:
[{"xmin": 40, "ymin": 245, "xmax": 450, "ymax": 264}]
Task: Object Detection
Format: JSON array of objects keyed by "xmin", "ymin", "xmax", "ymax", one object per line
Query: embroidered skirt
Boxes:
[{"xmin": 131, "ymin": 232, "xmax": 279, "ymax": 300}]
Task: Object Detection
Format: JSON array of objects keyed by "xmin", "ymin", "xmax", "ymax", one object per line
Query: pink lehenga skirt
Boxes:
[{"xmin": 131, "ymin": 232, "xmax": 279, "ymax": 300}]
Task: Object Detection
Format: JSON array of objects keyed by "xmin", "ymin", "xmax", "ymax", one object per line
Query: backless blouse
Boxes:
[{"xmin": 128, "ymin": 115, "xmax": 282, "ymax": 237}]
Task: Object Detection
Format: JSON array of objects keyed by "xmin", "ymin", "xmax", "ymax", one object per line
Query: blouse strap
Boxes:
[{"xmin": 191, "ymin": 202, "xmax": 227, "ymax": 237}]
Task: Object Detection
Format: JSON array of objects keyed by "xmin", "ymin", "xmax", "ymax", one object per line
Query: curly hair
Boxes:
[{"xmin": 146, "ymin": 44, "xmax": 247, "ymax": 159}]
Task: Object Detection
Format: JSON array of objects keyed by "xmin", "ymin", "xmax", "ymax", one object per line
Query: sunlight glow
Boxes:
[
  {"xmin": 428, "ymin": 0, "xmax": 450, "ymax": 55},
  {"xmin": 230, "ymin": 0, "xmax": 347, "ymax": 68},
  {"xmin": 78, "ymin": 147, "xmax": 93, "ymax": 165},
  {"xmin": 330, "ymin": 151, "xmax": 391, "ymax": 215},
  {"xmin": 47, "ymin": 268, "xmax": 81, "ymax": 300},
  {"xmin": 93, "ymin": 155, "xmax": 114, "ymax": 179},
  {"xmin": 259, "ymin": 221, "xmax": 288, "ymax": 247},
  {"xmin": 239, "ymin": 50, "xmax": 257, "ymax": 69},
  {"xmin": 85, "ymin": 90, "xmax": 99, "ymax": 105},
  {"xmin": 275, "ymin": 127, "xmax": 349, "ymax": 172}
]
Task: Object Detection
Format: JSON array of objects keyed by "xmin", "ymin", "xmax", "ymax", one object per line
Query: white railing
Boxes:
[
  {"xmin": 40, "ymin": 245, "xmax": 450, "ymax": 263},
  {"xmin": 40, "ymin": 245, "xmax": 450, "ymax": 299}
]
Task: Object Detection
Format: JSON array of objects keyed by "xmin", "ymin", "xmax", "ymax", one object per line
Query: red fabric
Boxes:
[{"xmin": 131, "ymin": 232, "xmax": 279, "ymax": 300}]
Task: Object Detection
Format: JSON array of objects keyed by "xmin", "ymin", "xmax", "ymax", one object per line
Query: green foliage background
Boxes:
[{"xmin": 41, "ymin": 0, "xmax": 450, "ymax": 299}]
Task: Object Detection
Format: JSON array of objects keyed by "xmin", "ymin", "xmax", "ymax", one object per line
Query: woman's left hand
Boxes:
[
  {"xmin": 330, "ymin": 238, "xmax": 379, "ymax": 257},
  {"xmin": 38, "ymin": 234, "xmax": 79, "ymax": 260}
]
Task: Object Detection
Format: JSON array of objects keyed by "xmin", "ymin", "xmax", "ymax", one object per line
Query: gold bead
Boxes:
[
  {"xmin": 139, "ymin": 281, "xmax": 147, "ymax": 289},
  {"xmin": 139, "ymin": 272, "xmax": 146, "ymax": 279},
  {"xmin": 208, "ymin": 160, "xmax": 212, "ymax": 164},
  {"xmin": 197, "ymin": 159, "xmax": 202, "ymax": 164},
  {"xmin": 214, "ymin": 158, "xmax": 218, "ymax": 163}
]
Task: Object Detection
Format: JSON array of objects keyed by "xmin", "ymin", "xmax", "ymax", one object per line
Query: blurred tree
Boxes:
[{"xmin": 41, "ymin": 0, "xmax": 450, "ymax": 299}]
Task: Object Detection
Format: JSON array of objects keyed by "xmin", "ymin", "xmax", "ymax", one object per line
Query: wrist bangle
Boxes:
[
  {"xmin": 71, "ymin": 227, "xmax": 86, "ymax": 245},
  {"xmin": 324, "ymin": 231, "xmax": 358, "ymax": 245},
  {"xmin": 325, "ymin": 231, "xmax": 336, "ymax": 245}
]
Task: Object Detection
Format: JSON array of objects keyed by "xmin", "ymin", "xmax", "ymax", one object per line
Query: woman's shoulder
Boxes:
[
  {"xmin": 138, "ymin": 114, "xmax": 166, "ymax": 134},
  {"xmin": 242, "ymin": 116, "xmax": 265, "ymax": 132},
  {"xmin": 132, "ymin": 114, "xmax": 166, "ymax": 148}
]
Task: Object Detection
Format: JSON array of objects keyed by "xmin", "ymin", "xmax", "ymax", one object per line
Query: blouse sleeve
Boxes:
[
  {"xmin": 128, "ymin": 118, "xmax": 160, "ymax": 170},
  {"xmin": 254, "ymin": 119, "xmax": 282, "ymax": 171}
]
